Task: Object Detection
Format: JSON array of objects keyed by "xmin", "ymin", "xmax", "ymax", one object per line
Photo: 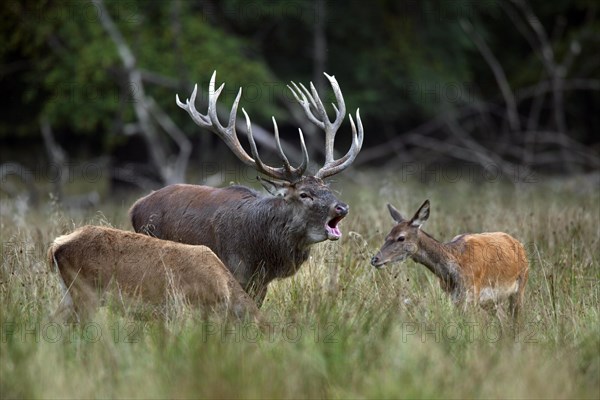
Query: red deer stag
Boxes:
[
  {"xmin": 130, "ymin": 72, "xmax": 363, "ymax": 305},
  {"xmin": 371, "ymin": 200, "xmax": 529, "ymax": 319},
  {"xmin": 49, "ymin": 225, "xmax": 262, "ymax": 323}
]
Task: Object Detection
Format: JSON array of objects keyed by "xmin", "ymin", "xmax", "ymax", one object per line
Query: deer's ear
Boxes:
[
  {"xmin": 258, "ymin": 177, "xmax": 289, "ymax": 197},
  {"xmin": 387, "ymin": 203, "xmax": 405, "ymax": 223},
  {"xmin": 410, "ymin": 200, "xmax": 430, "ymax": 228}
]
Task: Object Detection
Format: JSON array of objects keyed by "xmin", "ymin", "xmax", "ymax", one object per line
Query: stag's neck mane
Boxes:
[
  {"xmin": 239, "ymin": 194, "xmax": 311, "ymax": 279},
  {"xmin": 411, "ymin": 230, "xmax": 462, "ymax": 296}
]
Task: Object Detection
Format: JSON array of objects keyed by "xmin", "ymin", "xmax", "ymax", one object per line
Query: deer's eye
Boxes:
[
  {"xmin": 397, "ymin": 236, "xmax": 405, "ymax": 242},
  {"xmin": 299, "ymin": 192, "xmax": 311, "ymax": 200}
]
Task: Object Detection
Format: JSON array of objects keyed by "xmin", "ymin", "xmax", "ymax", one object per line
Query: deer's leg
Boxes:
[
  {"xmin": 245, "ymin": 268, "xmax": 269, "ymax": 308},
  {"xmin": 52, "ymin": 274, "xmax": 78, "ymax": 323},
  {"xmin": 58, "ymin": 266, "xmax": 101, "ymax": 322},
  {"xmin": 508, "ymin": 294, "xmax": 519, "ymax": 320},
  {"xmin": 229, "ymin": 292, "xmax": 264, "ymax": 327},
  {"xmin": 51, "ymin": 257, "xmax": 82, "ymax": 323},
  {"xmin": 249, "ymin": 285, "xmax": 268, "ymax": 308},
  {"xmin": 510, "ymin": 270, "xmax": 529, "ymax": 323}
]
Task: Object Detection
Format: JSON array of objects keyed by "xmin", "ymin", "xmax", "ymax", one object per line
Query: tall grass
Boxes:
[{"xmin": 1, "ymin": 173, "xmax": 598, "ymax": 399}]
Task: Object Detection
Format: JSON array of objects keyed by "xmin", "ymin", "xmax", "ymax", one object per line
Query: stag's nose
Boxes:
[
  {"xmin": 371, "ymin": 255, "xmax": 380, "ymax": 266},
  {"xmin": 334, "ymin": 203, "xmax": 349, "ymax": 216}
]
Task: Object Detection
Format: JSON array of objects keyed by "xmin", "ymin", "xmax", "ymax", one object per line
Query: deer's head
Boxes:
[
  {"xmin": 371, "ymin": 200, "xmax": 430, "ymax": 268},
  {"xmin": 259, "ymin": 175, "xmax": 348, "ymax": 242}
]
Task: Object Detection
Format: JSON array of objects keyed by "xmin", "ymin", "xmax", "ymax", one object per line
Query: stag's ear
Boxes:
[
  {"xmin": 410, "ymin": 200, "xmax": 430, "ymax": 228},
  {"xmin": 387, "ymin": 203, "xmax": 405, "ymax": 223},
  {"xmin": 258, "ymin": 177, "xmax": 289, "ymax": 197}
]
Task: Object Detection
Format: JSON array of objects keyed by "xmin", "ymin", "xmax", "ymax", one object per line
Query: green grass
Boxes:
[{"xmin": 1, "ymin": 172, "xmax": 599, "ymax": 399}]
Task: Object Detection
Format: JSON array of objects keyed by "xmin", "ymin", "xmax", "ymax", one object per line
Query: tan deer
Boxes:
[
  {"xmin": 371, "ymin": 200, "xmax": 529, "ymax": 319},
  {"xmin": 130, "ymin": 71, "xmax": 363, "ymax": 305},
  {"xmin": 48, "ymin": 225, "xmax": 262, "ymax": 323}
]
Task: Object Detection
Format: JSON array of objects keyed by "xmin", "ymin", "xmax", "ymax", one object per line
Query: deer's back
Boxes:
[
  {"xmin": 129, "ymin": 183, "xmax": 259, "ymax": 245},
  {"xmin": 50, "ymin": 225, "xmax": 248, "ymax": 308},
  {"xmin": 447, "ymin": 232, "xmax": 528, "ymax": 291}
]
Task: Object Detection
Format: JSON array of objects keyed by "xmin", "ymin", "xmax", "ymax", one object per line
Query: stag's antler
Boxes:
[
  {"xmin": 177, "ymin": 71, "xmax": 363, "ymax": 182},
  {"xmin": 176, "ymin": 71, "xmax": 308, "ymax": 182},
  {"xmin": 288, "ymin": 73, "xmax": 364, "ymax": 179}
]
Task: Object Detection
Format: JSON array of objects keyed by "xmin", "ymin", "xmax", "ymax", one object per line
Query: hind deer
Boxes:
[
  {"xmin": 49, "ymin": 225, "xmax": 262, "ymax": 324},
  {"xmin": 130, "ymin": 71, "xmax": 363, "ymax": 305},
  {"xmin": 371, "ymin": 200, "xmax": 529, "ymax": 319}
]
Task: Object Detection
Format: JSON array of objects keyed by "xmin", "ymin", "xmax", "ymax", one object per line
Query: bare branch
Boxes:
[
  {"xmin": 93, "ymin": 0, "xmax": 189, "ymax": 184},
  {"xmin": 460, "ymin": 19, "xmax": 521, "ymax": 132},
  {"xmin": 313, "ymin": 0, "xmax": 327, "ymax": 94},
  {"xmin": 40, "ymin": 117, "xmax": 68, "ymax": 199},
  {"xmin": 111, "ymin": 165, "xmax": 161, "ymax": 191},
  {"xmin": 146, "ymin": 98, "xmax": 192, "ymax": 182}
]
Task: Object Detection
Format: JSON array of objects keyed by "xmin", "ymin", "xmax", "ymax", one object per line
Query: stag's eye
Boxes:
[
  {"xmin": 299, "ymin": 192, "xmax": 312, "ymax": 200},
  {"xmin": 397, "ymin": 236, "xmax": 405, "ymax": 242}
]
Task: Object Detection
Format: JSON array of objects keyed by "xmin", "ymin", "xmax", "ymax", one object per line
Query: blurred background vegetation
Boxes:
[
  {"xmin": 1, "ymin": 0, "xmax": 599, "ymax": 202},
  {"xmin": 1, "ymin": 3, "xmax": 599, "ymax": 397}
]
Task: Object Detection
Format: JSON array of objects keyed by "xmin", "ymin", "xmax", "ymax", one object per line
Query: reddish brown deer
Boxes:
[
  {"xmin": 48, "ymin": 225, "xmax": 262, "ymax": 323},
  {"xmin": 371, "ymin": 200, "xmax": 529, "ymax": 319},
  {"xmin": 130, "ymin": 72, "xmax": 363, "ymax": 305}
]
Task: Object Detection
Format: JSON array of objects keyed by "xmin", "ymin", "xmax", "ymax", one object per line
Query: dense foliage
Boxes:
[{"xmin": 2, "ymin": 1, "xmax": 598, "ymax": 163}]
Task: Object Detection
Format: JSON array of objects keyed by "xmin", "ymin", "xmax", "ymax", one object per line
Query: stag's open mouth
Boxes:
[{"xmin": 325, "ymin": 216, "xmax": 344, "ymax": 240}]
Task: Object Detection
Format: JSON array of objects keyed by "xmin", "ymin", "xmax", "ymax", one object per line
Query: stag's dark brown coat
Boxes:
[{"xmin": 130, "ymin": 178, "xmax": 348, "ymax": 303}]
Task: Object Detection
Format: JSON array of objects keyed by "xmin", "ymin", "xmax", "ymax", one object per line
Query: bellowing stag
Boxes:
[{"xmin": 130, "ymin": 72, "xmax": 363, "ymax": 305}]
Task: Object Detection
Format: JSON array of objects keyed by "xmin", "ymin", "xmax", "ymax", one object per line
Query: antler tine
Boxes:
[
  {"xmin": 272, "ymin": 116, "xmax": 292, "ymax": 172},
  {"xmin": 228, "ymin": 88, "xmax": 243, "ymax": 131},
  {"xmin": 320, "ymin": 73, "xmax": 346, "ymax": 165},
  {"xmin": 207, "ymin": 71, "xmax": 232, "ymax": 135},
  {"xmin": 308, "ymin": 81, "xmax": 328, "ymax": 121},
  {"xmin": 273, "ymin": 117, "xmax": 309, "ymax": 178},
  {"xmin": 176, "ymin": 84, "xmax": 210, "ymax": 127},
  {"xmin": 300, "ymin": 82, "xmax": 319, "ymax": 111},
  {"xmin": 324, "ymin": 72, "xmax": 346, "ymax": 128},
  {"xmin": 242, "ymin": 108, "xmax": 274, "ymax": 177},
  {"xmin": 315, "ymin": 109, "xmax": 364, "ymax": 179},
  {"xmin": 287, "ymin": 82, "xmax": 324, "ymax": 129},
  {"xmin": 295, "ymin": 128, "xmax": 309, "ymax": 176},
  {"xmin": 242, "ymin": 109, "xmax": 307, "ymax": 182},
  {"xmin": 176, "ymin": 71, "xmax": 254, "ymax": 168}
]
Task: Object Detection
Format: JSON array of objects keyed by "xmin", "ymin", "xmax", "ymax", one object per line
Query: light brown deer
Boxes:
[
  {"xmin": 48, "ymin": 225, "xmax": 262, "ymax": 323},
  {"xmin": 130, "ymin": 71, "xmax": 363, "ymax": 305},
  {"xmin": 371, "ymin": 200, "xmax": 529, "ymax": 319}
]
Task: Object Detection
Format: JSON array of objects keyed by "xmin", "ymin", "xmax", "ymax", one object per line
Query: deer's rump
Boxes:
[{"xmin": 50, "ymin": 226, "xmax": 231, "ymax": 304}]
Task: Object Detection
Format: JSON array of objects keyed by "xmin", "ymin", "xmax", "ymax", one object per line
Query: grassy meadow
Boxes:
[{"xmin": 1, "ymin": 170, "xmax": 599, "ymax": 399}]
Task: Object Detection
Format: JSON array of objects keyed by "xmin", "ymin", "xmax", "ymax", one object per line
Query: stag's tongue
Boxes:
[{"xmin": 326, "ymin": 218, "xmax": 342, "ymax": 240}]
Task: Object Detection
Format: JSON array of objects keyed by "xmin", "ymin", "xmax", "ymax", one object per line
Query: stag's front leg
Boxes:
[
  {"xmin": 242, "ymin": 265, "xmax": 270, "ymax": 307},
  {"xmin": 252, "ymin": 286, "xmax": 269, "ymax": 308},
  {"xmin": 244, "ymin": 279, "xmax": 268, "ymax": 307}
]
